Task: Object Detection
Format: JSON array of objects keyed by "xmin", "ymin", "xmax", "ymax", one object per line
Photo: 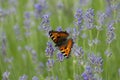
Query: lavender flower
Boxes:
[
  {"xmin": 46, "ymin": 59, "xmax": 54, "ymax": 71},
  {"xmin": 39, "ymin": 14, "xmax": 51, "ymax": 32},
  {"xmin": 84, "ymin": 8, "xmax": 95, "ymax": 29},
  {"xmin": 2, "ymin": 71, "xmax": 10, "ymax": 80},
  {"xmin": 19, "ymin": 74, "xmax": 28, "ymax": 80},
  {"xmin": 72, "ymin": 28, "xmax": 80, "ymax": 41},
  {"xmin": 105, "ymin": 6, "xmax": 112, "ymax": 17},
  {"xmin": 34, "ymin": 4, "xmax": 42, "ymax": 13},
  {"xmin": 106, "ymin": 22, "xmax": 116, "ymax": 44},
  {"xmin": 56, "ymin": 26, "xmax": 62, "ymax": 32},
  {"xmin": 57, "ymin": 52, "xmax": 64, "ymax": 62},
  {"xmin": 45, "ymin": 42, "xmax": 55, "ymax": 57},
  {"xmin": 13, "ymin": 24, "xmax": 22, "ymax": 40},
  {"xmin": 88, "ymin": 53, "xmax": 103, "ymax": 66},
  {"xmin": 31, "ymin": 49, "xmax": 38, "ymax": 64},
  {"xmin": 81, "ymin": 66, "xmax": 96, "ymax": 80},
  {"xmin": 74, "ymin": 9, "xmax": 83, "ymax": 27},
  {"xmin": 74, "ymin": 45, "xmax": 84, "ymax": 58},
  {"xmin": 24, "ymin": 12, "xmax": 31, "ymax": 37},
  {"xmin": 56, "ymin": 1, "xmax": 64, "ymax": 9},
  {"xmin": 0, "ymin": 8, "xmax": 6, "ymax": 18},
  {"xmin": 34, "ymin": 0, "xmax": 47, "ymax": 18},
  {"xmin": 32, "ymin": 76, "xmax": 39, "ymax": 80},
  {"xmin": 96, "ymin": 12, "xmax": 106, "ymax": 30}
]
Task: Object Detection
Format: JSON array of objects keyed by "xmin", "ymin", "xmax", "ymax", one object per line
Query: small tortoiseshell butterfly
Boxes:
[{"xmin": 49, "ymin": 30, "xmax": 73, "ymax": 58}]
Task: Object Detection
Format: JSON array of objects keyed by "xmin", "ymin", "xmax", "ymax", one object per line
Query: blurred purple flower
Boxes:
[
  {"xmin": 84, "ymin": 8, "xmax": 95, "ymax": 29},
  {"xmin": 106, "ymin": 22, "xmax": 116, "ymax": 44},
  {"xmin": 74, "ymin": 9, "xmax": 83, "ymax": 27},
  {"xmin": 105, "ymin": 6, "xmax": 112, "ymax": 17},
  {"xmin": 24, "ymin": 12, "xmax": 31, "ymax": 37},
  {"xmin": 46, "ymin": 59, "xmax": 54, "ymax": 71},
  {"xmin": 81, "ymin": 66, "xmax": 95, "ymax": 80},
  {"xmin": 39, "ymin": 14, "xmax": 51, "ymax": 32},
  {"xmin": 56, "ymin": 26, "xmax": 62, "ymax": 32},
  {"xmin": 0, "ymin": 8, "xmax": 6, "ymax": 18},
  {"xmin": 88, "ymin": 53, "xmax": 103, "ymax": 66},
  {"xmin": 24, "ymin": 12, "xmax": 31, "ymax": 28},
  {"xmin": 96, "ymin": 12, "xmax": 106, "ymax": 31},
  {"xmin": 56, "ymin": 1, "xmax": 64, "ymax": 9},
  {"xmin": 34, "ymin": 3, "xmax": 42, "ymax": 12},
  {"xmin": 31, "ymin": 49, "xmax": 38, "ymax": 64},
  {"xmin": 34, "ymin": 0, "xmax": 47, "ymax": 18},
  {"xmin": 2, "ymin": 71, "xmax": 10, "ymax": 80},
  {"xmin": 19, "ymin": 74, "xmax": 28, "ymax": 80},
  {"xmin": 72, "ymin": 28, "xmax": 80, "ymax": 41},
  {"xmin": 13, "ymin": 24, "xmax": 22, "ymax": 40},
  {"xmin": 74, "ymin": 45, "xmax": 84, "ymax": 58},
  {"xmin": 57, "ymin": 52, "xmax": 64, "ymax": 62},
  {"xmin": 24, "ymin": 12, "xmax": 30, "ymax": 19},
  {"xmin": 32, "ymin": 76, "xmax": 39, "ymax": 80},
  {"xmin": 45, "ymin": 42, "xmax": 55, "ymax": 57}
]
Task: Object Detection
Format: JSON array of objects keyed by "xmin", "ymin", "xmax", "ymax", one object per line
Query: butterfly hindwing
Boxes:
[
  {"xmin": 49, "ymin": 30, "xmax": 69, "ymax": 46},
  {"xmin": 58, "ymin": 38, "xmax": 73, "ymax": 58}
]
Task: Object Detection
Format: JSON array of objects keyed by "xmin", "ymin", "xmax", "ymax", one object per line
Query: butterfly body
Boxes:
[{"xmin": 49, "ymin": 30, "xmax": 73, "ymax": 58}]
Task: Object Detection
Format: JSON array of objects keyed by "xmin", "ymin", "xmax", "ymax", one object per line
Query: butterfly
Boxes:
[{"xmin": 49, "ymin": 30, "xmax": 73, "ymax": 58}]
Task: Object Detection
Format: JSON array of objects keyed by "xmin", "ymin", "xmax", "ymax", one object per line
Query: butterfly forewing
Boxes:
[{"xmin": 49, "ymin": 30, "xmax": 69, "ymax": 46}]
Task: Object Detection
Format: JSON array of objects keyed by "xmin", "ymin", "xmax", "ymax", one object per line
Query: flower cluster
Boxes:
[
  {"xmin": 84, "ymin": 8, "xmax": 95, "ymax": 29},
  {"xmin": 39, "ymin": 14, "xmax": 51, "ymax": 32},
  {"xmin": 106, "ymin": 22, "xmax": 116, "ymax": 44}
]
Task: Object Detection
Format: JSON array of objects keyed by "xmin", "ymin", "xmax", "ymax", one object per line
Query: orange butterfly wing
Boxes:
[
  {"xmin": 58, "ymin": 38, "xmax": 73, "ymax": 58},
  {"xmin": 49, "ymin": 30, "xmax": 69, "ymax": 46}
]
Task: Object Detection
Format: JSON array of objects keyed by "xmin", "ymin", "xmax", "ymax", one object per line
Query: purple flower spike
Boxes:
[
  {"xmin": 39, "ymin": 14, "xmax": 51, "ymax": 32},
  {"xmin": 81, "ymin": 66, "xmax": 95, "ymax": 80},
  {"xmin": 57, "ymin": 52, "xmax": 64, "ymax": 62},
  {"xmin": 74, "ymin": 9, "xmax": 83, "ymax": 27},
  {"xmin": 56, "ymin": 26, "xmax": 62, "ymax": 32},
  {"xmin": 84, "ymin": 8, "xmax": 95, "ymax": 29},
  {"xmin": 46, "ymin": 59, "xmax": 54, "ymax": 71},
  {"xmin": 45, "ymin": 42, "xmax": 55, "ymax": 57},
  {"xmin": 34, "ymin": 4, "xmax": 42, "ymax": 12},
  {"xmin": 74, "ymin": 46, "xmax": 84, "ymax": 58},
  {"xmin": 88, "ymin": 53, "xmax": 103, "ymax": 66},
  {"xmin": 19, "ymin": 74, "xmax": 28, "ymax": 80},
  {"xmin": 2, "ymin": 71, "xmax": 10, "ymax": 80},
  {"xmin": 106, "ymin": 22, "xmax": 116, "ymax": 44}
]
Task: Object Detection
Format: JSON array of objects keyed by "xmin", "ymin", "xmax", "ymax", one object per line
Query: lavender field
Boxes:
[{"xmin": 0, "ymin": 0, "xmax": 120, "ymax": 80}]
